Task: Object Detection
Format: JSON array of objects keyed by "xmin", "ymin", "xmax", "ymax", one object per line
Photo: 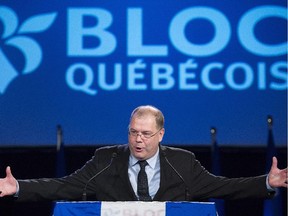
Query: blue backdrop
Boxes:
[{"xmin": 0, "ymin": 0, "xmax": 287, "ymax": 146}]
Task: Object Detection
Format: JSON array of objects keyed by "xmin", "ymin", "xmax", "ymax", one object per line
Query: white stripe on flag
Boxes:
[{"xmin": 101, "ymin": 201, "xmax": 166, "ymax": 216}]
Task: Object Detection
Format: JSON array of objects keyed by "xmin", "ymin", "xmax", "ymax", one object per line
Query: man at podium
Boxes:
[{"xmin": 0, "ymin": 105, "xmax": 287, "ymax": 202}]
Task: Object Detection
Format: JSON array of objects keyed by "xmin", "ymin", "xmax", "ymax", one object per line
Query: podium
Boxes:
[{"xmin": 53, "ymin": 201, "xmax": 217, "ymax": 216}]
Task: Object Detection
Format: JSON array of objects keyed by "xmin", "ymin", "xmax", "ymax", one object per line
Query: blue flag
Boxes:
[
  {"xmin": 56, "ymin": 125, "xmax": 66, "ymax": 178},
  {"xmin": 263, "ymin": 116, "xmax": 283, "ymax": 216},
  {"xmin": 210, "ymin": 127, "xmax": 225, "ymax": 216}
]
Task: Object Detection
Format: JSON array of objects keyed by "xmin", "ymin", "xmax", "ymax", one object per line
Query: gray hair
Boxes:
[{"xmin": 129, "ymin": 105, "xmax": 164, "ymax": 129}]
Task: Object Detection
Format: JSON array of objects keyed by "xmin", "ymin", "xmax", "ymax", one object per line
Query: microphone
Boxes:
[
  {"xmin": 162, "ymin": 151, "xmax": 191, "ymax": 201},
  {"xmin": 82, "ymin": 152, "xmax": 117, "ymax": 201}
]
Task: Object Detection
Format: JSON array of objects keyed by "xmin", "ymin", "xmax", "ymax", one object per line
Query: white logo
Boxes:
[{"xmin": 0, "ymin": 6, "xmax": 57, "ymax": 94}]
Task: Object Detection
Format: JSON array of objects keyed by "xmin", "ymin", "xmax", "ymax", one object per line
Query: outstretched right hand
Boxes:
[{"xmin": 0, "ymin": 166, "xmax": 17, "ymax": 197}]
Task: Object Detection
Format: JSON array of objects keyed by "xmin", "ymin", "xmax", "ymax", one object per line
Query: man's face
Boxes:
[{"xmin": 128, "ymin": 114, "xmax": 164, "ymax": 160}]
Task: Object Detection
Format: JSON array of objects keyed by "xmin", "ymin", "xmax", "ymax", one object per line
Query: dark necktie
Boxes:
[{"xmin": 137, "ymin": 160, "xmax": 152, "ymax": 201}]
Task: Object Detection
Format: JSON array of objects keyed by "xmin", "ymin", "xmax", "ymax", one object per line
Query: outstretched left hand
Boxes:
[{"xmin": 268, "ymin": 157, "xmax": 288, "ymax": 188}]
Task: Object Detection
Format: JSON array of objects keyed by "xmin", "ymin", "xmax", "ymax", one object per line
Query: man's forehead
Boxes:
[
  {"xmin": 132, "ymin": 114, "xmax": 155, "ymax": 121},
  {"xmin": 130, "ymin": 115, "xmax": 157, "ymax": 127}
]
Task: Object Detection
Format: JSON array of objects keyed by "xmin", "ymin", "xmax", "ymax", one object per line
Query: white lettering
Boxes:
[
  {"xmin": 238, "ymin": 6, "xmax": 287, "ymax": 56},
  {"xmin": 270, "ymin": 61, "xmax": 288, "ymax": 90},
  {"xmin": 201, "ymin": 63, "xmax": 224, "ymax": 90},
  {"xmin": 98, "ymin": 63, "xmax": 122, "ymax": 90},
  {"xmin": 226, "ymin": 63, "xmax": 253, "ymax": 90},
  {"xmin": 67, "ymin": 8, "xmax": 116, "ymax": 56},
  {"xmin": 179, "ymin": 59, "xmax": 198, "ymax": 89},
  {"xmin": 152, "ymin": 63, "xmax": 174, "ymax": 90},
  {"xmin": 169, "ymin": 7, "xmax": 231, "ymax": 56},
  {"xmin": 128, "ymin": 59, "xmax": 147, "ymax": 90},
  {"xmin": 127, "ymin": 8, "xmax": 168, "ymax": 56},
  {"xmin": 66, "ymin": 63, "xmax": 97, "ymax": 95}
]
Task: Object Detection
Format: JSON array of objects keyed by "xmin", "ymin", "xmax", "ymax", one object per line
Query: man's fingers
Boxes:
[
  {"xmin": 6, "ymin": 166, "xmax": 12, "ymax": 178},
  {"xmin": 271, "ymin": 157, "xmax": 278, "ymax": 170}
]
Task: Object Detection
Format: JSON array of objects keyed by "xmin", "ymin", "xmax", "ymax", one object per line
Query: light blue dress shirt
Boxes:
[{"xmin": 128, "ymin": 148, "xmax": 160, "ymax": 199}]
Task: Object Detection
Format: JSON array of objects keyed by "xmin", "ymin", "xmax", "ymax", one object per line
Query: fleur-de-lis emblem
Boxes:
[{"xmin": 0, "ymin": 6, "xmax": 57, "ymax": 94}]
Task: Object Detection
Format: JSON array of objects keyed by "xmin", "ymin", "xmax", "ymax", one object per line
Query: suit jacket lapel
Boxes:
[
  {"xmin": 115, "ymin": 144, "xmax": 138, "ymax": 200},
  {"xmin": 153, "ymin": 145, "xmax": 170, "ymax": 200}
]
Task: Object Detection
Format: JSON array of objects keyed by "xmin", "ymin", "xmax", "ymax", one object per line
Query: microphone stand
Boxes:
[{"xmin": 82, "ymin": 152, "xmax": 117, "ymax": 201}]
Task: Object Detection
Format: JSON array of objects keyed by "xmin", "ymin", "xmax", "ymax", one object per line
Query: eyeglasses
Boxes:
[{"xmin": 128, "ymin": 127, "xmax": 162, "ymax": 139}]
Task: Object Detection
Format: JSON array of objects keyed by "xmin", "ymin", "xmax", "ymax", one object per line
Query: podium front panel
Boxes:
[{"xmin": 53, "ymin": 201, "xmax": 216, "ymax": 216}]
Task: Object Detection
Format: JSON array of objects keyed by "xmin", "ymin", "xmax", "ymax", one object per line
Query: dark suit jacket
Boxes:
[{"xmin": 17, "ymin": 144, "xmax": 274, "ymax": 202}]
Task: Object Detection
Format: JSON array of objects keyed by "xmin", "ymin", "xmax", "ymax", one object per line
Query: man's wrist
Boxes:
[
  {"xmin": 14, "ymin": 180, "xmax": 19, "ymax": 197},
  {"xmin": 266, "ymin": 175, "xmax": 275, "ymax": 191}
]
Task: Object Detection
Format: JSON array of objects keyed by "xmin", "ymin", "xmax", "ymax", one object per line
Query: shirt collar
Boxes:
[{"xmin": 129, "ymin": 147, "xmax": 159, "ymax": 169}]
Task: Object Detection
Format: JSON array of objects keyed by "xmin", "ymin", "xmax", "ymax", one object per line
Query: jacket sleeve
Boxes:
[
  {"xmin": 16, "ymin": 147, "xmax": 113, "ymax": 202},
  {"xmin": 163, "ymin": 146, "xmax": 275, "ymax": 201},
  {"xmin": 187, "ymin": 152, "xmax": 275, "ymax": 200}
]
